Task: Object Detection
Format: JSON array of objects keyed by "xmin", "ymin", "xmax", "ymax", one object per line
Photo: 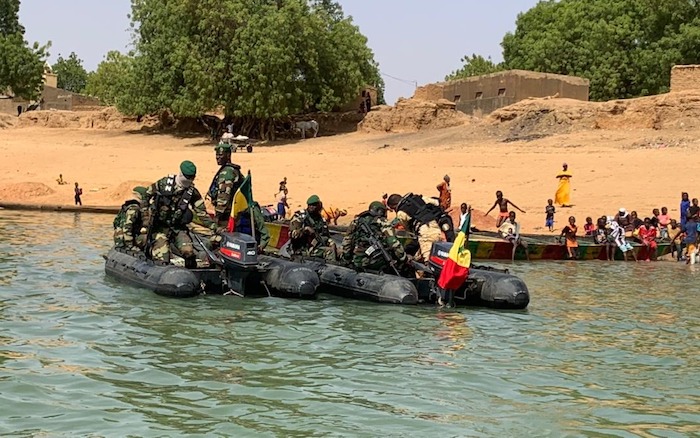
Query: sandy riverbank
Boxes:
[{"xmin": 1, "ymin": 98, "xmax": 699, "ymax": 233}]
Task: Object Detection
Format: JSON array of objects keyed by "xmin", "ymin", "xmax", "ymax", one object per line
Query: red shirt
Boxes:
[{"xmin": 638, "ymin": 225, "xmax": 657, "ymax": 243}]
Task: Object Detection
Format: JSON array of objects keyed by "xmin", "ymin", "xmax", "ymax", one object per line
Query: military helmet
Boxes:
[{"xmin": 368, "ymin": 201, "xmax": 387, "ymax": 217}]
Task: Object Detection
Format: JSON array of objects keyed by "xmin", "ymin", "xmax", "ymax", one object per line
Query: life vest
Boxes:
[
  {"xmin": 397, "ymin": 193, "xmax": 455, "ymax": 241},
  {"xmin": 207, "ymin": 163, "xmax": 242, "ymax": 201},
  {"xmin": 352, "ymin": 212, "xmax": 387, "ymax": 265},
  {"xmin": 156, "ymin": 174, "xmax": 196, "ymax": 228},
  {"xmin": 113, "ymin": 200, "xmax": 142, "ymax": 230}
]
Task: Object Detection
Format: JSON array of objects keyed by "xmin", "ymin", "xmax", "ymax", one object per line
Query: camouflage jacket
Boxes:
[
  {"xmin": 113, "ymin": 200, "xmax": 143, "ymax": 249},
  {"xmin": 289, "ymin": 209, "xmax": 330, "ymax": 252},
  {"xmin": 145, "ymin": 175, "xmax": 216, "ymax": 231},
  {"xmin": 342, "ymin": 213, "xmax": 406, "ymax": 268},
  {"xmin": 208, "ymin": 163, "xmax": 243, "ymax": 222}
]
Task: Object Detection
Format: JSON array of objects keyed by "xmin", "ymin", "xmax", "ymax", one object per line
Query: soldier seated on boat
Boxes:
[
  {"xmin": 386, "ymin": 193, "xmax": 453, "ymax": 262},
  {"xmin": 341, "ymin": 201, "xmax": 410, "ymax": 273},
  {"xmin": 143, "ymin": 160, "xmax": 222, "ymax": 268},
  {"xmin": 113, "ymin": 186, "xmax": 149, "ymax": 253},
  {"xmin": 289, "ymin": 195, "xmax": 338, "ymax": 261}
]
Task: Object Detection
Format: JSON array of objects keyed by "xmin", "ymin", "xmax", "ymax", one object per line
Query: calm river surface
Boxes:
[{"xmin": 0, "ymin": 211, "xmax": 698, "ymax": 437}]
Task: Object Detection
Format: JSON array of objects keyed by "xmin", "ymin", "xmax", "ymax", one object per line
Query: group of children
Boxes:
[{"xmin": 542, "ymin": 193, "xmax": 700, "ymax": 263}]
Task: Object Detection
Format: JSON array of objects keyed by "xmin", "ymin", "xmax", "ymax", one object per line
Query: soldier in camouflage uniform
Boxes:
[
  {"xmin": 207, "ymin": 142, "xmax": 244, "ymax": 227},
  {"xmin": 113, "ymin": 186, "xmax": 148, "ymax": 252},
  {"xmin": 342, "ymin": 201, "xmax": 409, "ymax": 272},
  {"xmin": 143, "ymin": 160, "xmax": 220, "ymax": 267},
  {"xmin": 289, "ymin": 195, "xmax": 337, "ymax": 260}
]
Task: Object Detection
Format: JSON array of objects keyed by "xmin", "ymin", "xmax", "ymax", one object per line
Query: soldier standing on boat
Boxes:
[
  {"xmin": 341, "ymin": 201, "xmax": 409, "ymax": 272},
  {"xmin": 289, "ymin": 195, "xmax": 337, "ymax": 261},
  {"xmin": 387, "ymin": 193, "xmax": 454, "ymax": 262},
  {"xmin": 144, "ymin": 160, "xmax": 220, "ymax": 268},
  {"xmin": 113, "ymin": 186, "xmax": 148, "ymax": 252},
  {"xmin": 207, "ymin": 142, "xmax": 244, "ymax": 228}
]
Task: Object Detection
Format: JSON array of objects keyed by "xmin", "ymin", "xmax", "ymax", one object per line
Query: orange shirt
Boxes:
[
  {"xmin": 437, "ymin": 181, "xmax": 451, "ymax": 210},
  {"xmin": 563, "ymin": 224, "xmax": 578, "ymax": 247}
]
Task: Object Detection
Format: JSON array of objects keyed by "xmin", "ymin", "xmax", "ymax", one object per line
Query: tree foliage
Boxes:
[
  {"xmin": 53, "ymin": 52, "xmax": 88, "ymax": 93},
  {"xmin": 120, "ymin": 0, "xmax": 382, "ymax": 137},
  {"xmin": 501, "ymin": 0, "xmax": 700, "ymax": 101},
  {"xmin": 0, "ymin": 0, "xmax": 49, "ymax": 100},
  {"xmin": 84, "ymin": 51, "xmax": 137, "ymax": 106},
  {"xmin": 445, "ymin": 54, "xmax": 504, "ymax": 81}
]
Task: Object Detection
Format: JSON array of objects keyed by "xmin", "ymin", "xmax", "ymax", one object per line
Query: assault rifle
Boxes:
[
  {"xmin": 359, "ymin": 221, "xmax": 401, "ymax": 276},
  {"xmin": 143, "ymin": 193, "xmax": 159, "ymax": 259}
]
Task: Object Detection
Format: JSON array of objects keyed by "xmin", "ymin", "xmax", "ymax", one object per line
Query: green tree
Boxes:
[
  {"xmin": 501, "ymin": 0, "xmax": 700, "ymax": 101},
  {"xmin": 123, "ymin": 0, "xmax": 383, "ymax": 138},
  {"xmin": 0, "ymin": 0, "xmax": 49, "ymax": 100},
  {"xmin": 445, "ymin": 54, "xmax": 504, "ymax": 81},
  {"xmin": 52, "ymin": 52, "xmax": 88, "ymax": 93},
  {"xmin": 84, "ymin": 51, "xmax": 138, "ymax": 106}
]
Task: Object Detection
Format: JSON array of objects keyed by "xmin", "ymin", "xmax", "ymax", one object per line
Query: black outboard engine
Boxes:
[
  {"xmin": 218, "ymin": 232, "xmax": 259, "ymax": 295},
  {"xmin": 427, "ymin": 241, "xmax": 452, "ymax": 276}
]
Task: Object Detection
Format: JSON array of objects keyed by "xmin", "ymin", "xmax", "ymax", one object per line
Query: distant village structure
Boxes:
[
  {"xmin": 0, "ymin": 64, "xmax": 101, "ymax": 115},
  {"xmin": 341, "ymin": 86, "xmax": 377, "ymax": 113},
  {"xmin": 670, "ymin": 65, "xmax": 700, "ymax": 92},
  {"xmin": 414, "ymin": 70, "xmax": 590, "ymax": 116}
]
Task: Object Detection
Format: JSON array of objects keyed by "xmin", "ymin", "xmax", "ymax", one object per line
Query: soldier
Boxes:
[
  {"xmin": 207, "ymin": 142, "xmax": 244, "ymax": 227},
  {"xmin": 289, "ymin": 195, "xmax": 337, "ymax": 260},
  {"xmin": 235, "ymin": 201, "xmax": 271, "ymax": 252},
  {"xmin": 113, "ymin": 186, "xmax": 148, "ymax": 252},
  {"xmin": 143, "ymin": 160, "xmax": 220, "ymax": 268},
  {"xmin": 341, "ymin": 201, "xmax": 409, "ymax": 272},
  {"xmin": 387, "ymin": 193, "xmax": 453, "ymax": 262}
]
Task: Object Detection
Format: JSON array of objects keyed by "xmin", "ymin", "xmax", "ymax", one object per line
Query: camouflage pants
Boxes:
[
  {"xmin": 352, "ymin": 254, "xmax": 388, "ymax": 271},
  {"xmin": 299, "ymin": 242, "xmax": 338, "ymax": 262},
  {"xmin": 150, "ymin": 227, "xmax": 194, "ymax": 263},
  {"xmin": 114, "ymin": 232, "xmax": 147, "ymax": 252}
]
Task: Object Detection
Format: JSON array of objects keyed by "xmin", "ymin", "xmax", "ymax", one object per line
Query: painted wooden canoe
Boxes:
[{"xmin": 263, "ymin": 222, "xmax": 672, "ymax": 261}]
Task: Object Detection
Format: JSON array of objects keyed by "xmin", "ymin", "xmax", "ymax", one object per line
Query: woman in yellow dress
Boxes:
[{"xmin": 555, "ymin": 163, "xmax": 572, "ymax": 207}]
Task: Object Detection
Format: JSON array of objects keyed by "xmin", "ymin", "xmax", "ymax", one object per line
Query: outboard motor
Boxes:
[
  {"xmin": 218, "ymin": 232, "xmax": 259, "ymax": 295},
  {"xmin": 427, "ymin": 241, "xmax": 452, "ymax": 277}
]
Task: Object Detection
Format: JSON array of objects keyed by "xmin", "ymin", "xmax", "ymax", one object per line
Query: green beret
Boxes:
[
  {"xmin": 215, "ymin": 143, "xmax": 232, "ymax": 152},
  {"xmin": 132, "ymin": 186, "xmax": 147, "ymax": 197},
  {"xmin": 307, "ymin": 194, "xmax": 321, "ymax": 205},
  {"xmin": 180, "ymin": 160, "xmax": 197, "ymax": 177}
]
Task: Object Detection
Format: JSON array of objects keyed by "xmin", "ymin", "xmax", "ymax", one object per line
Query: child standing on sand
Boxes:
[{"xmin": 545, "ymin": 199, "xmax": 556, "ymax": 232}]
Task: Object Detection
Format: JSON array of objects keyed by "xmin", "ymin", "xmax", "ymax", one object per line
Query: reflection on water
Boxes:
[{"xmin": 0, "ymin": 211, "xmax": 698, "ymax": 436}]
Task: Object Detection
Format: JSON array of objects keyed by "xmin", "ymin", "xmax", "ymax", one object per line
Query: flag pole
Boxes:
[{"xmin": 247, "ymin": 171, "xmax": 256, "ymax": 243}]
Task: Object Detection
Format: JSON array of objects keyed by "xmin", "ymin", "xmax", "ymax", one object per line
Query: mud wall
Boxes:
[{"xmin": 671, "ymin": 65, "xmax": 700, "ymax": 92}]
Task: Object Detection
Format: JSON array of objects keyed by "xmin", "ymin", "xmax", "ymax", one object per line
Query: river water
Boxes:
[{"xmin": 0, "ymin": 211, "xmax": 698, "ymax": 437}]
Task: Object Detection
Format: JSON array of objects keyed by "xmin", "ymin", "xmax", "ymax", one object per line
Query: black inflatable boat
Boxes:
[
  {"xmin": 279, "ymin": 241, "xmax": 530, "ymax": 309},
  {"xmin": 104, "ymin": 232, "xmax": 319, "ymax": 299}
]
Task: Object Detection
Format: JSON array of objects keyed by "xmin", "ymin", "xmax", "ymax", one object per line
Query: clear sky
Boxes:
[{"xmin": 19, "ymin": 0, "xmax": 540, "ymax": 105}]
